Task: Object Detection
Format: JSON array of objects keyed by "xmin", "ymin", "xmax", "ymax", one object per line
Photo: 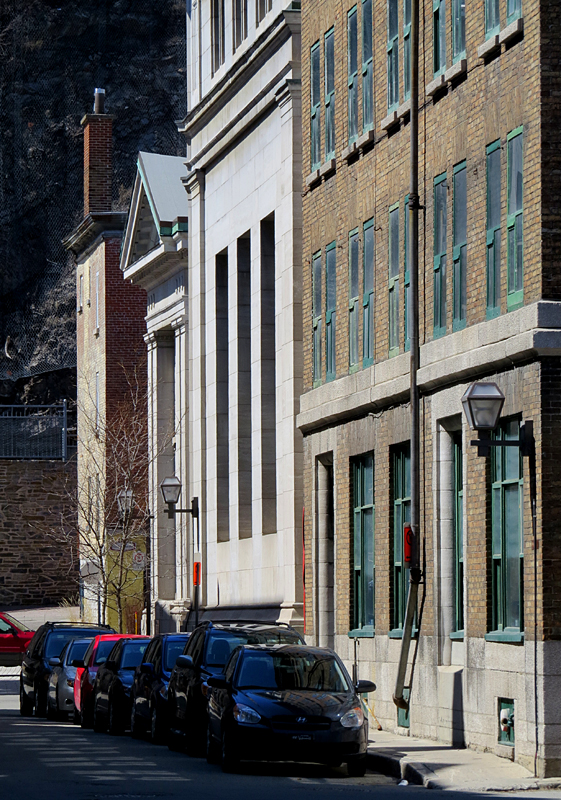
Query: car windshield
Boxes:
[
  {"xmin": 2, "ymin": 613, "xmax": 29, "ymax": 632},
  {"xmin": 66, "ymin": 639, "xmax": 91, "ymax": 665},
  {"xmin": 236, "ymin": 652, "xmax": 350, "ymax": 693},
  {"xmin": 121, "ymin": 642, "xmax": 149, "ymax": 670},
  {"xmin": 94, "ymin": 639, "xmax": 118, "ymax": 666},
  {"xmin": 44, "ymin": 632, "xmax": 93, "ymax": 660},
  {"xmin": 164, "ymin": 640, "xmax": 188, "ymax": 672},
  {"xmin": 205, "ymin": 629, "xmax": 302, "ymax": 668}
]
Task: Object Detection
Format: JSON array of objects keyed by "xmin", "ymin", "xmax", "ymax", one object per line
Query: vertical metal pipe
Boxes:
[{"xmin": 394, "ymin": 0, "xmax": 422, "ymax": 711}]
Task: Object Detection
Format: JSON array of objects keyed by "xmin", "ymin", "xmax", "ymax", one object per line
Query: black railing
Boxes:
[{"xmin": 0, "ymin": 401, "xmax": 67, "ymax": 460}]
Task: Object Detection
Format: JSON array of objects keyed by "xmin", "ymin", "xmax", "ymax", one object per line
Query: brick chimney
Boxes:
[{"xmin": 81, "ymin": 88, "xmax": 113, "ymax": 216}]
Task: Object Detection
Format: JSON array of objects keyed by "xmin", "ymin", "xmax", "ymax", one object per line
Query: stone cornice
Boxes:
[{"xmin": 62, "ymin": 212, "xmax": 127, "ymax": 257}]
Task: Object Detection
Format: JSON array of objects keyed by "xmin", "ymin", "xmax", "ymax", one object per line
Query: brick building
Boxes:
[
  {"xmin": 65, "ymin": 90, "xmax": 148, "ymax": 632},
  {"xmin": 299, "ymin": 0, "xmax": 561, "ymax": 776}
]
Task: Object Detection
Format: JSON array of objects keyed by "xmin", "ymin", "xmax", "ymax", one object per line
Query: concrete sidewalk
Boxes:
[{"xmin": 367, "ymin": 729, "xmax": 561, "ymax": 792}]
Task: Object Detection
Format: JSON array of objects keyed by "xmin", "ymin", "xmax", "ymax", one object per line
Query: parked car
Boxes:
[
  {"xmin": 0, "ymin": 611, "xmax": 35, "ymax": 667},
  {"xmin": 206, "ymin": 644, "xmax": 376, "ymax": 775},
  {"xmin": 130, "ymin": 632, "xmax": 190, "ymax": 743},
  {"xmin": 167, "ymin": 621, "xmax": 304, "ymax": 751},
  {"xmin": 46, "ymin": 637, "xmax": 93, "ymax": 721},
  {"xmin": 92, "ymin": 636, "xmax": 151, "ymax": 735},
  {"xmin": 20, "ymin": 621, "xmax": 114, "ymax": 717},
  {"xmin": 74, "ymin": 633, "xmax": 133, "ymax": 728}
]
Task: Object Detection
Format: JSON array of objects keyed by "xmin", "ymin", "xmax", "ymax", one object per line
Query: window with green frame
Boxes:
[
  {"xmin": 387, "ymin": 0, "xmax": 399, "ymax": 111},
  {"xmin": 487, "ymin": 418, "xmax": 524, "ymax": 641},
  {"xmin": 363, "ymin": 219, "xmax": 375, "ymax": 365},
  {"xmin": 351, "ymin": 453, "xmax": 375, "ymax": 634},
  {"xmin": 485, "ymin": 0, "xmax": 500, "ymax": 38},
  {"xmin": 403, "ymin": 0, "xmax": 411, "ymax": 100},
  {"xmin": 507, "ymin": 127, "xmax": 523, "ymax": 310},
  {"xmin": 312, "ymin": 251, "xmax": 323, "ymax": 386},
  {"xmin": 453, "ymin": 161, "xmax": 467, "ymax": 331},
  {"xmin": 311, "ymin": 42, "xmax": 321, "ymax": 171},
  {"xmin": 349, "ymin": 229, "xmax": 360, "ymax": 369},
  {"xmin": 325, "ymin": 28, "xmax": 335, "ymax": 160},
  {"xmin": 362, "ymin": 0, "xmax": 373, "ymax": 131},
  {"xmin": 404, "ymin": 195, "xmax": 411, "ymax": 351},
  {"xmin": 389, "ymin": 203, "xmax": 400, "ymax": 355},
  {"xmin": 433, "ymin": 0, "xmax": 446, "ymax": 77},
  {"xmin": 348, "ymin": 6, "xmax": 359, "ymax": 144},
  {"xmin": 486, "ymin": 140, "xmax": 501, "ymax": 318},
  {"xmin": 452, "ymin": 0, "xmax": 465, "ymax": 61},
  {"xmin": 453, "ymin": 432, "xmax": 464, "ymax": 634},
  {"xmin": 507, "ymin": 0, "xmax": 522, "ymax": 24},
  {"xmin": 434, "ymin": 172, "xmax": 447, "ymax": 338},
  {"xmin": 392, "ymin": 444, "xmax": 411, "ymax": 634},
  {"xmin": 326, "ymin": 242, "xmax": 337, "ymax": 381}
]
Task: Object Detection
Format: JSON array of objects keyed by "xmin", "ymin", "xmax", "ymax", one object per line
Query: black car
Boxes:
[
  {"xmin": 20, "ymin": 621, "xmax": 114, "ymax": 717},
  {"xmin": 92, "ymin": 637, "xmax": 151, "ymax": 735},
  {"xmin": 167, "ymin": 621, "xmax": 305, "ymax": 752},
  {"xmin": 130, "ymin": 632, "xmax": 190, "ymax": 743},
  {"xmin": 206, "ymin": 644, "xmax": 376, "ymax": 775}
]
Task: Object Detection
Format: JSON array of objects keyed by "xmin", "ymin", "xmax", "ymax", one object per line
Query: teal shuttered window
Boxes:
[
  {"xmin": 392, "ymin": 444, "xmax": 411, "ymax": 634},
  {"xmin": 433, "ymin": 172, "xmax": 447, "ymax": 338},
  {"xmin": 387, "ymin": 0, "xmax": 399, "ymax": 111},
  {"xmin": 363, "ymin": 219, "xmax": 375, "ymax": 366},
  {"xmin": 486, "ymin": 140, "xmax": 501, "ymax": 318},
  {"xmin": 389, "ymin": 203, "xmax": 400, "ymax": 355},
  {"xmin": 312, "ymin": 251, "xmax": 322, "ymax": 386},
  {"xmin": 348, "ymin": 6, "xmax": 359, "ymax": 143},
  {"xmin": 351, "ymin": 453, "xmax": 375, "ymax": 633},
  {"xmin": 311, "ymin": 42, "xmax": 321, "ymax": 171},
  {"xmin": 326, "ymin": 242, "xmax": 337, "ymax": 381},
  {"xmin": 507, "ymin": 127, "xmax": 523, "ymax": 310},
  {"xmin": 349, "ymin": 229, "xmax": 360, "ymax": 369},
  {"xmin": 453, "ymin": 161, "xmax": 467, "ymax": 330},
  {"xmin": 325, "ymin": 28, "xmax": 335, "ymax": 159},
  {"xmin": 362, "ymin": 0, "xmax": 373, "ymax": 130}
]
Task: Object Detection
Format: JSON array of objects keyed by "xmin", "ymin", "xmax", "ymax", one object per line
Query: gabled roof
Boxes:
[{"xmin": 120, "ymin": 152, "xmax": 189, "ymax": 278}]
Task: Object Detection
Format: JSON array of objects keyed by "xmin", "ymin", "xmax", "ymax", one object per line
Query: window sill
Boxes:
[
  {"xmin": 349, "ymin": 364, "xmax": 360, "ymax": 374},
  {"xmin": 341, "ymin": 141, "xmax": 359, "ymax": 162},
  {"xmin": 388, "ymin": 627, "xmax": 418, "ymax": 640},
  {"xmin": 507, "ymin": 291, "xmax": 523, "ymax": 312},
  {"xmin": 357, "ymin": 129, "xmax": 374, "ymax": 151},
  {"xmin": 305, "ymin": 169, "xmax": 321, "ymax": 188},
  {"xmin": 381, "ymin": 109, "xmax": 399, "ymax": 132},
  {"xmin": 449, "ymin": 630, "xmax": 464, "ymax": 640},
  {"xmin": 396, "ymin": 99, "xmax": 411, "ymax": 120},
  {"xmin": 452, "ymin": 318, "xmax": 466, "ymax": 333},
  {"xmin": 486, "ymin": 306, "xmax": 501, "ymax": 320},
  {"xmin": 312, "ymin": 379, "xmax": 323, "ymax": 390},
  {"xmin": 433, "ymin": 326, "xmax": 447, "ymax": 340},
  {"xmin": 348, "ymin": 628, "xmax": 375, "ymax": 639},
  {"xmin": 499, "ymin": 16, "xmax": 524, "ymax": 45},
  {"xmin": 319, "ymin": 158, "xmax": 336, "ymax": 178},
  {"xmin": 426, "ymin": 73, "xmax": 446, "ymax": 97},
  {"xmin": 388, "ymin": 346, "xmax": 400, "ymax": 359},
  {"xmin": 485, "ymin": 630, "xmax": 524, "ymax": 643},
  {"xmin": 478, "ymin": 34, "xmax": 500, "ymax": 59},
  {"xmin": 444, "ymin": 58, "xmax": 467, "ymax": 84}
]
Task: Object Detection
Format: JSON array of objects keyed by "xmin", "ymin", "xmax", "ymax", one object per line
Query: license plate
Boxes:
[{"xmin": 291, "ymin": 734, "xmax": 313, "ymax": 741}]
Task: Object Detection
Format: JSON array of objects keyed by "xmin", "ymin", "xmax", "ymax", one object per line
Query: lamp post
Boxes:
[
  {"xmin": 159, "ymin": 476, "xmax": 200, "ymax": 628},
  {"xmin": 462, "ymin": 380, "xmax": 538, "ymax": 776}
]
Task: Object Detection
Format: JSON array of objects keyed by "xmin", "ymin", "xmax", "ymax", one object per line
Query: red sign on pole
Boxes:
[
  {"xmin": 403, "ymin": 524, "xmax": 414, "ymax": 565},
  {"xmin": 193, "ymin": 561, "xmax": 201, "ymax": 586}
]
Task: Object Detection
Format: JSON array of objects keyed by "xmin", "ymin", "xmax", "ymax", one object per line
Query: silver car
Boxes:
[{"xmin": 47, "ymin": 637, "xmax": 93, "ymax": 721}]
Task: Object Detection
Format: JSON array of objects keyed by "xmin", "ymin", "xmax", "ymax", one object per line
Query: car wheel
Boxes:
[
  {"xmin": 347, "ymin": 756, "xmax": 367, "ymax": 777},
  {"xmin": 93, "ymin": 697, "xmax": 106, "ymax": 733},
  {"xmin": 206, "ymin": 724, "xmax": 220, "ymax": 765},
  {"xmin": 34, "ymin": 684, "xmax": 47, "ymax": 718},
  {"xmin": 19, "ymin": 683, "xmax": 33, "ymax": 717},
  {"xmin": 81, "ymin": 699, "xmax": 92, "ymax": 729},
  {"xmin": 108, "ymin": 695, "xmax": 123, "ymax": 736},
  {"xmin": 166, "ymin": 697, "xmax": 185, "ymax": 752},
  {"xmin": 130, "ymin": 701, "xmax": 143, "ymax": 739},
  {"xmin": 221, "ymin": 727, "xmax": 239, "ymax": 773},
  {"xmin": 150, "ymin": 701, "xmax": 165, "ymax": 745},
  {"xmin": 73, "ymin": 708, "xmax": 81, "ymax": 725}
]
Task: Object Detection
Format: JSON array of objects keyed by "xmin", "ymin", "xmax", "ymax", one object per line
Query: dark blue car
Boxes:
[
  {"xmin": 206, "ymin": 644, "xmax": 375, "ymax": 775},
  {"xmin": 130, "ymin": 633, "xmax": 190, "ymax": 742}
]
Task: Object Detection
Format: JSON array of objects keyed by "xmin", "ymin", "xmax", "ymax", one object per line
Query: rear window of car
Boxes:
[
  {"xmin": 121, "ymin": 641, "xmax": 149, "ymax": 670},
  {"xmin": 205, "ymin": 628, "xmax": 302, "ymax": 668},
  {"xmin": 2, "ymin": 613, "xmax": 30, "ymax": 632},
  {"xmin": 94, "ymin": 639, "xmax": 118, "ymax": 666},
  {"xmin": 236, "ymin": 652, "xmax": 350, "ymax": 693}
]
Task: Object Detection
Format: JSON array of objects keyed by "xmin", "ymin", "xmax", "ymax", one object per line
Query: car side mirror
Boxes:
[
  {"xmin": 355, "ymin": 679, "xmax": 376, "ymax": 694},
  {"xmin": 175, "ymin": 654, "xmax": 194, "ymax": 670},
  {"xmin": 48, "ymin": 657, "xmax": 61, "ymax": 667},
  {"xmin": 140, "ymin": 662, "xmax": 154, "ymax": 675},
  {"xmin": 207, "ymin": 676, "xmax": 229, "ymax": 690},
  {"xmin": 72, "ymin": 659, "xmax": 85, "ymax": 669}
]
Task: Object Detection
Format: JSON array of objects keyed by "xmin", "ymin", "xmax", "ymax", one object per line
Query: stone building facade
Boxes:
[
  {"xmin": 178, "ymin": 0, "xmax": 303, "ymax": 626},
  {"xmin": 299, "ymin": 0, "xmax": 561, "ymax": 777}
]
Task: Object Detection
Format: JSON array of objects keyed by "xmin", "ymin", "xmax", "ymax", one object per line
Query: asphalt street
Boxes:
[{"xmin": 2, "ymin": 670, "xmax": 561, "ymax": 800}]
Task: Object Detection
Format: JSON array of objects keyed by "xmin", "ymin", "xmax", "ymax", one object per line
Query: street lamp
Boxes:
[
  {"xmin": 117, "ymin": 488, "xmax": 133, "ymax": 519},
  {"xmin": 159, "ymin": 476, "xmax": 200, "ymax": 628},
  {"xmin": 461, "ymin": 381, "xmax": 505, "ymax": 432}
]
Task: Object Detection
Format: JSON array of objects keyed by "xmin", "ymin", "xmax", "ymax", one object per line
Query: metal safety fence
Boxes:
[{"xmin": 0, "ymin": 402, "xmax": 67, "ymax": 460}]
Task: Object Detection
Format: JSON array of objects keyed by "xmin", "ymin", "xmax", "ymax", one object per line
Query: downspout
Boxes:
[{"xmin": 394, "ymin": 0, "xmax": 422, "ymax": 712}]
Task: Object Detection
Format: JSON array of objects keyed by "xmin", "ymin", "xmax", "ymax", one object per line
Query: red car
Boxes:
[
  {"xmin": 0, "ymin": 612, "xmax": 35, "ymax": 666},
  {"xmin": 74, "ymin": 633, "xmax": 147, "ymax": 727}
]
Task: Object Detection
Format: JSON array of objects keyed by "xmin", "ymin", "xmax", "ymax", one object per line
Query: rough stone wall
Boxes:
[{"xmin": 0, "ymin": 458, "xmax": 78, "ymax": 607}]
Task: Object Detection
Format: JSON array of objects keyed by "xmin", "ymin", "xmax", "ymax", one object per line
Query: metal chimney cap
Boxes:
[{"xmin": 94, "ymin": 88, "xmax": 106, "ymax": 114}]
